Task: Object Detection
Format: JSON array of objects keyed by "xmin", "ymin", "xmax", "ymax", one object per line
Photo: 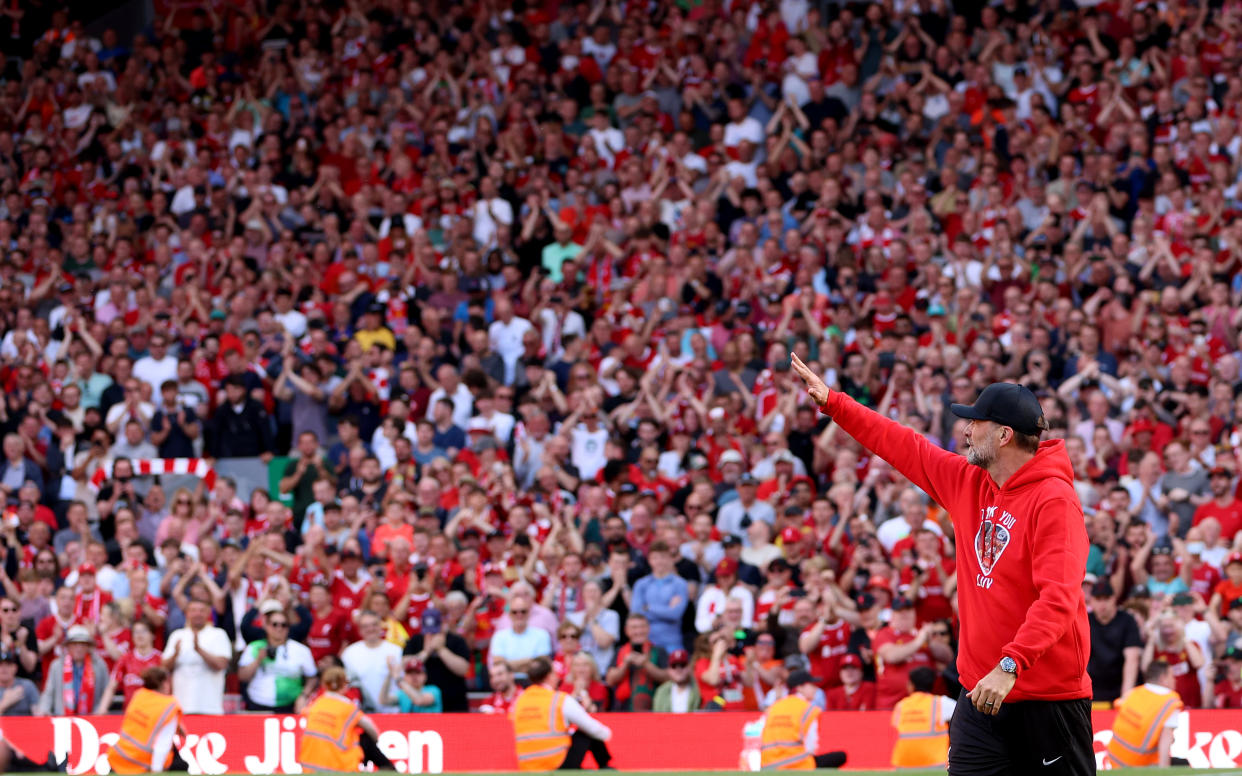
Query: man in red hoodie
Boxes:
[{"xmin": 792, "ymin": 354, "xmax": 1092, "ymax": 776}]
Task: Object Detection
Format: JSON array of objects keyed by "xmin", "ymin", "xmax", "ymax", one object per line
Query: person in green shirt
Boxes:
[
  {"xmin": 381, "ymin": 657, "xmax": 443, "ymax": 713},
  {"xmin": 541, "ymin": 223, "xmax": 582, "ymax": 283}
]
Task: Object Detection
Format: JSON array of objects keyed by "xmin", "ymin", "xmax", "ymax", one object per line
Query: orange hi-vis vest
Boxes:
[
  {"xmin": 107, "ymin": 688, "xmax": 182, "ymax": 774},
  {"xmin": 1106, "ymin": 684, "xmax": 1184, "ymax": 768},
  {"xmin": 512, "ymin": 684, "xmax": 572, "ymax": 771},
  {"xmin": 890, "ymin": 691, "xmax": 950, "ymax": 768},
  {"xmin": 299, "ymin": 692, "xmax": 364, "ymax": 773},
  {"xmin": 760, "ymin": 694, "xmax": 821, "ymax": 770}
]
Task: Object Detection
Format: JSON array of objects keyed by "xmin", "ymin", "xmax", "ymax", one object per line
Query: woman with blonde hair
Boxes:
[
  {"xmin": 157, "ymin": 487, "xmax": 203, "ymax": 545},
  {"xmin": 1142, "ymin": 609, "xmax": 1206, "ymax": 707},
  {"xmin": 560, "ymin": 651, "xmax": 609, "ymax": 713}
]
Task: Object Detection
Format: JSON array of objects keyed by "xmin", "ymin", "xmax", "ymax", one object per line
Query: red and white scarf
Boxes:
[
  {"xmin": 74, "ymin": 591, "xmax": 104, "ymax": 624},
  {"xmin": 63, "ymin": 653, "xmax": 95, "ymax": 715}
]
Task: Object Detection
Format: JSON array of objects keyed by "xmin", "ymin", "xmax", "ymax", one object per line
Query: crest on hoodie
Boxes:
[{"xmin": 974, "ymin": 507, "xmax": 1015, "ymax": 576}]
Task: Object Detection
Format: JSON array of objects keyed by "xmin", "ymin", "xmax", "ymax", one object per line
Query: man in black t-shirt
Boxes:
[
  {"xmin": 0, "ymin": 596, "xmax": 39, "ymax": 685},
  {"xmin": 402, "ymin": 609, "xmax": 472, "ymax": 711},
  {"xmin": 1087, "ymin": 581, "xmax": 1144, "ymax": 703}
]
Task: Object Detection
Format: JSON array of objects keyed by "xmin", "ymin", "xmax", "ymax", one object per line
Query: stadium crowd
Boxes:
[{"xmin": 2, "ymin": 0, "xmax": 1242, "ymax": 721}]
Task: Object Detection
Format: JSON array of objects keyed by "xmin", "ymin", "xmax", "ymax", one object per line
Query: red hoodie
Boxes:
[{"xmin": 821, "ymin": 392, "xmax": 1091, "ymax": 702}]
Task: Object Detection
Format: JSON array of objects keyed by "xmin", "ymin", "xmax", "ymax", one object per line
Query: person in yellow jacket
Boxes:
[
  {"xmin": 107, "ymin": 666, "xmax": 185, "ymax": 774},
  {"xmin": 512, "ymin": 656, "xmax": 613, "ymax": 770},
  {"xmin": 300, "ymin": 666, "xmax": 390, "ymax": 772},
  {"xmin": 759, "ymin": 670, "xmax": 847, "ymax": 770},
  {"xmin": 891, "ymin": 667, "xmax": 956, "ymax": 768},
  {"xmin": 1107, "ymin": 660, "xmax": 1184, "ymax": 768}
]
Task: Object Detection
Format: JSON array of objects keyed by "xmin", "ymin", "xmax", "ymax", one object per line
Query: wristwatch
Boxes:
[{"xmin": 999, "ymin": 656, "xmax": 1018, "ymax": 675}]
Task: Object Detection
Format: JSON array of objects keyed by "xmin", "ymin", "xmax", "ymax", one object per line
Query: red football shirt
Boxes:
[
  {"xmin": 1216, "ymin": 679, "xmax": 1242, "ymax": 708},
  {"xmin": 824, "ymin": 680, "xmax": 877, "ymax": 710},
  {"xmin": 113, "ymin": 648, "xmax": 164, "ymax": 706},
  {"xmin": 305, "ymin": 608, "xmax": 350, "ymax": 662},
  {"xmin": 329, "ymin": 571, "xmax": 371, "ymax": 614},
  {"xmin": 480, "ymin": 690, "xmax": 518, "ymax": 715},
  {"xmin": 899, "ymin": 560, "xmax": 957, "ymax": 625},
  {"xmin": 35, "ymin": 612, "xmax": 74, "ymax": 679},
  {"xmin": 1195, "ymin": 499, "xmax": 1242, "ymax": 542},
  {"xmin": 873, "ymin": 625, "xmax": 934, "ymax": 709},
  {"xmin": 1214, "ymin": 579, "xmax": 1242, "ymax": 615},
  {"xmin": 801, "ymin": 619, "xmax": 852, "ymax": 689}
]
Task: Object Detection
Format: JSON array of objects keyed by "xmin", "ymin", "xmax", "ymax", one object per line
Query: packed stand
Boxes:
[{"xmin": 1, "ymin": 0, "xmax": 1242, "ymax": 719}]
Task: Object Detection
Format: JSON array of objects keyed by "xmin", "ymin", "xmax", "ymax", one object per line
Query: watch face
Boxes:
[{"xmin": 1000, "ymin": 657, "xmax": 1017, "ymax": 673}]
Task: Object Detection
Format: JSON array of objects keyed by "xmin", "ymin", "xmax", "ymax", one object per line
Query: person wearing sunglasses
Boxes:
[
  {"xmin": 237, "ymin": 599, "xmax": 317, "ymax": 713},
  {"xmin": 0, "ymin": 596, "xmax": 37, "ymax": 682}
]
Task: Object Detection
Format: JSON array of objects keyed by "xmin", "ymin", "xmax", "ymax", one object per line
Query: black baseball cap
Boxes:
[
  {"xmin": 1225, "ymin": 646, "xmax": 1242, "ymax": 660},
  {"xmin": 950, "ymin": 382, "xmax": 1048, "ymax": 436},
  {"xmin": 1090, "ymin": 580, "xmax": 1115, "ymax": 599},
  {"xmin": 787, "ymin": 670, "xmax": 821, "ymax": 689},
  {"xmin": 891, "ymin": 595, "xmax": 916, "ymax": 611}
]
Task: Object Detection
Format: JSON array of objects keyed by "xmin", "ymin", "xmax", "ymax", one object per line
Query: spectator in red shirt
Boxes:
[
  {"xmin": 72, "ymin": 563, "xmax": 112, "ymax": 623},
  {"xmin": 692, "ymin": 629, "xmax": 757, "ymax": 711},
  {"xmin": 95, "ymin": 619, "xmax": 162, "ymax": 711},
  {"xmin": 560, "ymin": 651, "xmax": 609, "ymax": 714},
  {"xmin": 329, "ymin": 545, "xmax": 372, "ymax": 613},
  {"xmin": 1216, "ymin": 647, "xmax": 1242, "ymax": 708},
  {"xmin": 35, "ymin": 586, "xmax": 76, "ymax": 681},
  {"xmin": 1210, "ymin": 553, "xmax": 1242, "ymax": 617},
  {"xmin": 304, "ymin": 582, "xmax": 350, "ymax": 663},
  {"xmin": 824, "ymin": 653, "xmax": 877, "ymax": 711},
  {"xmin": 901, "ymin": 529, "xmax": 957, "ymax": 626},
  {"xmin": 798, "ymin": 599, "xmax": 852, "ymax": 690},
  {"xmin": 479, "ymin": 657, "xmax": 519, "ymax": 715},
  {"xmin": 1194, "ymin": 468, "xmax": 1242, "ymax": 542},
  {"xmin": 873, "ymin": 596, "xmax": 954, "ymax": 709}
]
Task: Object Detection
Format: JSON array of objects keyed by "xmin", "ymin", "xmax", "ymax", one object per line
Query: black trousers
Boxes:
[
  {"xmin": 244, "ymin": 698, "xmax": 297, "ymax": 714},
  {"xmin": 948, "ymin": 690, "xmax": 1095, "ymax": 776},
  {"xmin": 9, "ymin": 751, "xmax": 66, "ymax": 773},
  {"xmin": 558, "ymin": 731, "xmax": 613, "ymax": 769},
  {"xmin": 814, "ymin": 752, "xmax": 848, "ymax": 768},
  {"xmin": 169, "ymin": 748, "xmax": 190, "ymax": 772},
  {"xmin": 360, "ymin": 731, "xmax": 397, "ymax": 771}
]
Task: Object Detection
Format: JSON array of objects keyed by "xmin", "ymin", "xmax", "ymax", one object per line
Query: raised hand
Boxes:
[{"xmin": 790, "ymin": 353, "xmax": 831, "ymax": 406}]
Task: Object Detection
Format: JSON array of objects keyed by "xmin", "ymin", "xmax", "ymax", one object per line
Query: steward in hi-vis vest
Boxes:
[
  {"xmin": 299, "ymin": 666, "xmax": 394, "ymax": 772},
  {"xmin": 759, "ymin": 670, "xmax": 846, "ymax": 770},
  {"xmin": 890, "ymin": 667, "xmax": 955, "ymax": 769},
  {"xmin": 107, "ymin": 666, "xmax": 183, "ymax": 774},
  {"xmin": 512, "ymin": 656, "xmax": 613, "ymax": 771},
  {"xmin": 1106, "ymin": 660, "xmax": 1184, "ymax": 768}
]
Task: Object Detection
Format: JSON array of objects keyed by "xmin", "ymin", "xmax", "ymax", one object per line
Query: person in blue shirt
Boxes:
[
  {"xmin": 631, "ymin": 541, "xmax": 690, "ymax": 652},
  {"xmin": 381, "ymin": 657, "xmax": 443, "ymax": 713},
  {"xmin": 1137, "ymin": 544, "xmax": 1190, "ymax": 598}
]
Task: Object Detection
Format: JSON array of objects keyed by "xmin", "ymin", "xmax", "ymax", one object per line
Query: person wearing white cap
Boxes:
[
  {"xmin": 238, "ymin": 600, "xmax": 317, "ymax": 713},
  {"xmin": 717, "ymin": 471, "xmax": 775, "ymax": 545},
  {"xmin": 716, "ymin": 448, "xmax": 746, "ymax": 489},
  {"xmin": 35, "ymin": 624, "xmax": 109, "ymax": 715}
]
